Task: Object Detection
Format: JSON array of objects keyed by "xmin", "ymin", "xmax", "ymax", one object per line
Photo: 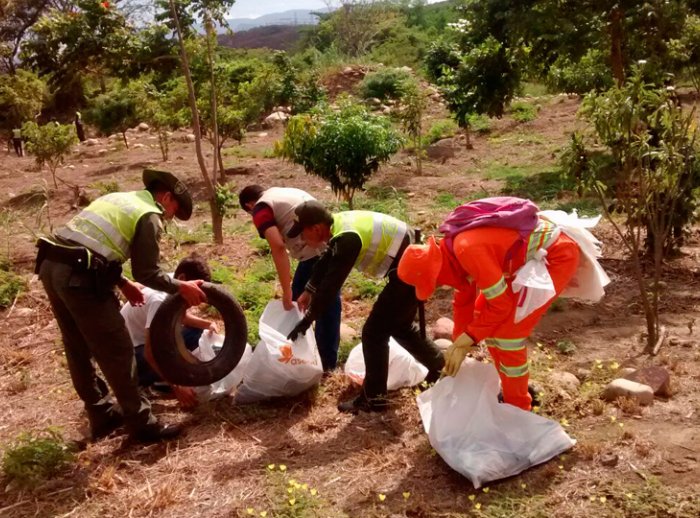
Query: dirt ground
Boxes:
[{"xmin": 1, "ymin": 91, "xmax": 699, "ymax": 518}]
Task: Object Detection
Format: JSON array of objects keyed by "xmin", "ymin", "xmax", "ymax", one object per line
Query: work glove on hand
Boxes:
[
  {"xmin": 287, "ymin": 317, "xmax": 312, "ymax": 342},
  {"xmin": 442, "ymin": 333, "xmax": 475, "ymax": 377}
]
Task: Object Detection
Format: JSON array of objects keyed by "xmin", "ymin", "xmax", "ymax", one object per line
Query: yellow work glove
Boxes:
[{"xmin": 442, "ymin": 333, "xmax": 475, "ymax": 377}]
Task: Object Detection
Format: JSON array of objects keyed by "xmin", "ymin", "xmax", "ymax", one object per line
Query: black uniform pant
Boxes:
[
  {"xmin": 12, "ymin": 138, "xmax": 22, "ymax": 157},
  {"xmin": 39, "ymin": 259, "xmax": 156, "ymax": 434},
  {"xmin": 361, "ymin": 266, "xmax": 445, "ymax": 401}
]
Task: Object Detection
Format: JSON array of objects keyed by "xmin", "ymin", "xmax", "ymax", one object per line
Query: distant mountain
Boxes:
[
  {"xmin": 218, "ymin": 25, "xmax": 308, "ymax": 51},
  {"xmin": 224, "ymin": 9, "xmax": 329, "ymax": 32}
]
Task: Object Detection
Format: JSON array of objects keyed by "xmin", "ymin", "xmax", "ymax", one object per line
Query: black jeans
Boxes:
[{"xmin": 361, "ymin": 267, "xmax": 445, "ymax": 401}]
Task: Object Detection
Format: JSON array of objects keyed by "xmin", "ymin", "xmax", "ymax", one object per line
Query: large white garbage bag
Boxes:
[
  {"xmin": 191, "ymin": 332, "xmax": 253, "ymax": 402},
  {"xmin": 344, "ymin": 338, "xmax": 428, "ymax": 390},
  {"xmin": 417, "ymin": 359, "xmax": 575, "ymax": 488},
  {"xmin": 234, "ymin": 301, "xmax": 322, "ymax": 403}
]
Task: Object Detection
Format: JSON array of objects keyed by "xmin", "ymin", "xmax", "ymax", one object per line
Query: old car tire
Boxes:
[{"xmin": 149, "ymin": 282, "xmax": 248, "ymax": 386}]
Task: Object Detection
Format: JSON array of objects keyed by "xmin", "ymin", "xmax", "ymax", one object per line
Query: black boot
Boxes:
[
  {"xmin": 338, "ymin": 395, "xmax": 388, "ymax": 414},
  {"xmin": 131, "ymin": 423, "xmax": 183, "ymax": 444}
]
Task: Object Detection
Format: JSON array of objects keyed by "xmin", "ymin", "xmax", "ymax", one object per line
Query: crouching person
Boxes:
[
  {"xmin": 398, "ymin": 220, "xmax": 581, "ymax": 411},
  {"xmin": 121, "ymin": 255, "xmax": 217, "ymax": 409}
]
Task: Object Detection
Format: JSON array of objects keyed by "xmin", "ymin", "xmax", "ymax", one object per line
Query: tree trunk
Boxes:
[
  {"xmin": 158, "ymin": 131, "xmax": 169, "ymax": 161},
  {"xmin": 609, "ymin": 7, "xmax": 625, "ymax": 86},
  {"xmin": 204, "ymin": 14, "xmax": 221, "ymax": 190},
  {"xmin": 168, "ymin": 0, "xmax": 222, "ymax": 244},
  {"xmin": 464, "ymin": 123, "xmax": 473, "ymax": 150},
  {"xmin": 217, "ymin": 143, "xmax": 226, "ymax": 176},
  {"xmin": 121, "ymin": 130, "xmax": 129, "ymax": 149}
]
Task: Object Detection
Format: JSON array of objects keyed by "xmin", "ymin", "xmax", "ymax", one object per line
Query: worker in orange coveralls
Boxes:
[{"xmin": 397, "ymin": 222, "xmax": 580, "ymax": 411}]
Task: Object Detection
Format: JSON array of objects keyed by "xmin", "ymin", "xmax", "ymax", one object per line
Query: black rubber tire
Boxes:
[{"xmin": 149, "ymin": 282, "xmax": 248, "ymax": 386}]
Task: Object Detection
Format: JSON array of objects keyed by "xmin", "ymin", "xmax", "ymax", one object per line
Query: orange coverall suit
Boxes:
[{"xmin": 436, "ymin": 220, "xmax": 580, "ymax": 410}]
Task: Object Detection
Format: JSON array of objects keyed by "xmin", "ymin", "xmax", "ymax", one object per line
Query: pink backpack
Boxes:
[{"xmin": 439, "ymin": 197, "xmax": 540, "ymax": 254}]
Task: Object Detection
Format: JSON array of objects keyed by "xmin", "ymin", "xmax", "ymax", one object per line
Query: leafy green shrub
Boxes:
[
  {"xmin": 86, "ymin": 87, "xmax": 138, "ymax": 147},
  {"xmin": 358, "ymin": 68, "xmax": 411, "ymax": 101},
  {"xmin": 0, "ymin": 267, "xmax": 25, "ymax": 308},
  {"xmin": 546, "ymin": 49, "xmax": 614, "ymax": 94},
  {"xmin": 21, "ymin": 121, "xmax": 78, "ymax": 188},
  {"xmin": 2, "ymin": 429, "xmax": 76, "ymax": 487},
  {"xmin": 509, "ymin": 100, "xmax": 539, "ymax": 123},
  {"xmin": 91, "ymin": 180, "xmax": 120, "ymax": 196},
  {"xmin": 468, "ymin": 113, "xmax": 491, "ymax": 133},
  {"xmin": 344, "ymin": 270, "xmax": 385, "ymax": 300},
  {"xmin": 421, "ymin": 118, "xmax": 459, "ymax": 147},
  {"xmin": 276, "ymin": 101, "xmax": 403, "ymax": 208}
]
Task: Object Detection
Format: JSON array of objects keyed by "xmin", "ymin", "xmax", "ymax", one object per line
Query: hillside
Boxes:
[
  {"xmin": 218, "ymin": 24, "xmax": 309, "ymax": 51},
  {"xmin": 1, "ymin": 79, "xmax": 699, "ymax": 516}
]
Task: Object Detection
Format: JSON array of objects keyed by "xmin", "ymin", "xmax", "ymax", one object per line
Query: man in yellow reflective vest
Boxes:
[
  {"xmin": 286, "ymin": 201, "xmax": 445, "ymax": 413},
  {"xmin": 35, "ymin": 170, "xmax": 207, "ymax": 443}
]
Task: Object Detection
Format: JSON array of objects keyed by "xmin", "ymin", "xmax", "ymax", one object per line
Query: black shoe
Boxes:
[
  {"xmin": 131, "ymin": 423, "xmax": 183, "ymax": 444},
  {"xmin": 425, "ymin": 369, "xmax": 441, "ymax": 384},
  {"xmin": 338, "ymin": 396, "xmax": 388, "ymax": 414},
  {"xmin": 90, "ymin": 413, "xmax": 124, "ymax": 441},
  {"xmin": 497, "ymin": 384, "xmax": 542, "ymax": 409}
]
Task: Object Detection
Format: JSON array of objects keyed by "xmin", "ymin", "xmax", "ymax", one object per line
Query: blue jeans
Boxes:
[
  {"xmin": 292, "ymin": 257, "xmax": 341, "ymax": 371},
  {"xmin": 134, "ymin": 327, "xmax": 203, "ymax": 387}
]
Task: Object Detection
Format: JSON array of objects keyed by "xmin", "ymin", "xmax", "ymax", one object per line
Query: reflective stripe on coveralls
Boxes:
[
  {"xmin": 55, "ymin": 191, "xmax": 162, "ymax": 262},
  {"xmin": 332, "ymin": 211, "xmax": 408, "ymax": 278}
]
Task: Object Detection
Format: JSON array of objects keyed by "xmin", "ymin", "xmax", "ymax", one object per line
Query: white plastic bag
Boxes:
[
  {"xmin": 234, "ymin": 301, "xmax": 323, "ymax": 403},
  {"xmin": 344, "ymin": 338, "xmax": 428, "ymax": 390},
  {"xmin": 539, "ymin": 210, "xmax": 610, "ymax": 301},
  {"xmin": 416, "ymin": 359, "xmax": 575, "ymax": 488},
  {"xmin": 511, "ymin": 248, "xmax": 556, "ymax": 323},
  {"xmin": 191, "ymin": 332, "xmax": 253, "ymax": 402}
]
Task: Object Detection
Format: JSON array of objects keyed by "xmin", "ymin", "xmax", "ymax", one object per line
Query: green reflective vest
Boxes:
[
  {"xmin": 12, "ymin": 128, "xmax": 21, "ymax": 139},
  {"xmin": 332, "ymin": 211, "xmax": 408, "ymax": 278},
  {"xmin": 55, "ymin": 190, "xmax": 163, "ymax": 263}
]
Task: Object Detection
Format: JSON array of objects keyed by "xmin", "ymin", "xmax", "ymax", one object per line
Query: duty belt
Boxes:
[{"xmin": 35, "ymin": 237, "xmax": 96, "ymax": 274}]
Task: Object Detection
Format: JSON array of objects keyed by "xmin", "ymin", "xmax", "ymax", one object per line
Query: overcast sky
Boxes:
[{"xmin": 229, "ymin": 0, "xmax": 443, "ymax": 19}]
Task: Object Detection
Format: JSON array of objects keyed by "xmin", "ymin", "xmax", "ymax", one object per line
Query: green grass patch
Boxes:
[
  {"xmin": 422, "ymin": 118, "xmax": 459, "ymax": 147},
  {"xmin": 89, "ymin": 179, "xmax": 120, "ymax": 196},
  {"xmin": 0, "ymin": 266, "xmax": 25, "ymax": 309},
  {"xmin": 433, "ymin": 192, "xmax": 458, "ymax": 210},
  {"xmin": 211, "ymin": 258, "xmax": 276, "ymax": 343},
  {"xmin": 520, "ymin": 81, "xmax": 548, "ymax": 97},
  {"xmin": 338, "ymin": 186, "xmax": 409, "ymax": 222},
  {"xmin": 509, "ymin": 101, "xmax": 539, "ymax": 123},
  {"xmin": 344, "ymin": 270, "xmax": 385, "ymax": 301},
  {"xmin": 488, "ymin": 132, "xmax": 547, "ymax": 146},
  {"xmin": 2, "ymin": 428, "xmax": 76, "ymax": 487},
  {"xmin": 165, "ymin": 221, "xmax": 213, "ymax": 246},
  {"xmin": 468, "ymin": 113, "xmax": 492, "ymax": 134}
]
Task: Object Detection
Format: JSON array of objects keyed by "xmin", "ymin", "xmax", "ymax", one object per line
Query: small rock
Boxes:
[
  {"xmin": 132, "ymin": 143, "xmax": 145, "ymax": 149},
  {"xmin": 340, "ymin": 323, "xmax": 358, "ymax": 342},
  {"xmin": 548, "ymin": 371, "xmax": 581, "ymax": 394},
  {"xmin": 13, "ymin": 308, "xmax": 34, "ymax": 318},
  {"xmin": 575, "ymin": 368, "xmax": 591, "ymax": 381},
  {"xmin": 431, "ymin": 317, "xmax": 454, "ymax": 340},
  {"xmin": 176, "ymin": 156, "xmax": 184, "ymax": 160},
  {"xmin": 600, "ymin": 452, "xmax": 619, "ymax": 467},
  {"xmin": 97, "ymin": 149, "xmax": 108, "ymax": 156},
  {"xmin": 426, "ymin": 138, "xmax": 456, "ymax": 164},
  {"xmin": 137, "ymin": 122, "xmax": 150, "ymax": 131},
  {"xmin": 186, "ymin": 134, "xmax": 196, "ymax": 143},
  {"xmin": 84, "ymin": 138, "xmax": 99, "ymax": 147},
  {"xmin": 343, "ymin": 66, "xmax": 354, "ymax": 74},
  {"xmin": 66, "ymin": 164, "xmax": 75, "ymax": 170},
  {"xmin": 406, "ymin": 192, "xmax": 415, "ymax": 198},
  {"xmin": 602, "ymin": 379, "xmax": 654, "ymax": 406},
  {"xmin": 618, "ymin": 367, "xmax": 637, "ymax": 377},
  {"xmin": 257, "ymin": 132, "xmax": 268, "ymax": 138},
  {"xmin": 623, "ymin": 366, "xmax": 671, "ymax": 398},
  {"xmin": 263, "ymin": 111, "xmax": 290, "ymax": 128},
  {"xmin": 434, "ymin": 338, "xmax": 452, "ymax": 351}
]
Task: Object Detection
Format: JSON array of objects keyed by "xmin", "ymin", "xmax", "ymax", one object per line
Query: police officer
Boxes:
[{"xmin": 36, "ymin": 169, "xmax": 206, "ymax": 442}]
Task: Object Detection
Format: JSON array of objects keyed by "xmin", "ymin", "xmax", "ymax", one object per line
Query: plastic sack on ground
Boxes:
[
  {"xmin": 191, "ymin": 332, "xmax": 253, "ymax": 402},
  {"xmin": 344, "ymin": 338, "xmax": 428, "ymax": 390},
  {"xmin": 417, "ymin": 359, "xmax": 575, "ymax": 488},
  {"xmin": 234, "ymin": 301, "xmax": 322, "ymax": 403}
]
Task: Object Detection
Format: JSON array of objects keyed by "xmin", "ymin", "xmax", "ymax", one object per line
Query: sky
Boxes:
[{"xmin": 229, "ymin": 0, "xmax": 443, "ymax": 20}]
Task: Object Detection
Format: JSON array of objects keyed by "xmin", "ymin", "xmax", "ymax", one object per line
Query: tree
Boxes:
[
  {"xmin": 166, "ymin": 0, "xmax": 235, "ymax": 244},
  {"xmin": 399, "ymin": 79, "xmax": 427, "ymax": 175},
  {"xmin": 22, "ymin": 0, "xmax": 135, "ymax": 99},
  {"xmin": 22, "ymin": 121, "xmax": 78, "ymax": 188},
  {"xmin": 322, "ymin": 0, "xmax": 398, "ymax": 56},
  {"xmin": 0, "ymin": 69, "xmax": 48, "ymax": 131},
  {"xmin": 276, "ymin": 101, "xmax": 403, "ymax": 208},
  {"xmin": 131, "ymin": 78, "xmax": 189, "ymax": 161},
  {"xmin": 566, "ymin": 67, "xmax": 700, "ymax": 353},
  {"xmin": 0, "ymin": 0, "xmax": 53, "ymax": 74},
  {"xmin": 86, "ymin": 87, "xmax": 138, "ymax": 148}
]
